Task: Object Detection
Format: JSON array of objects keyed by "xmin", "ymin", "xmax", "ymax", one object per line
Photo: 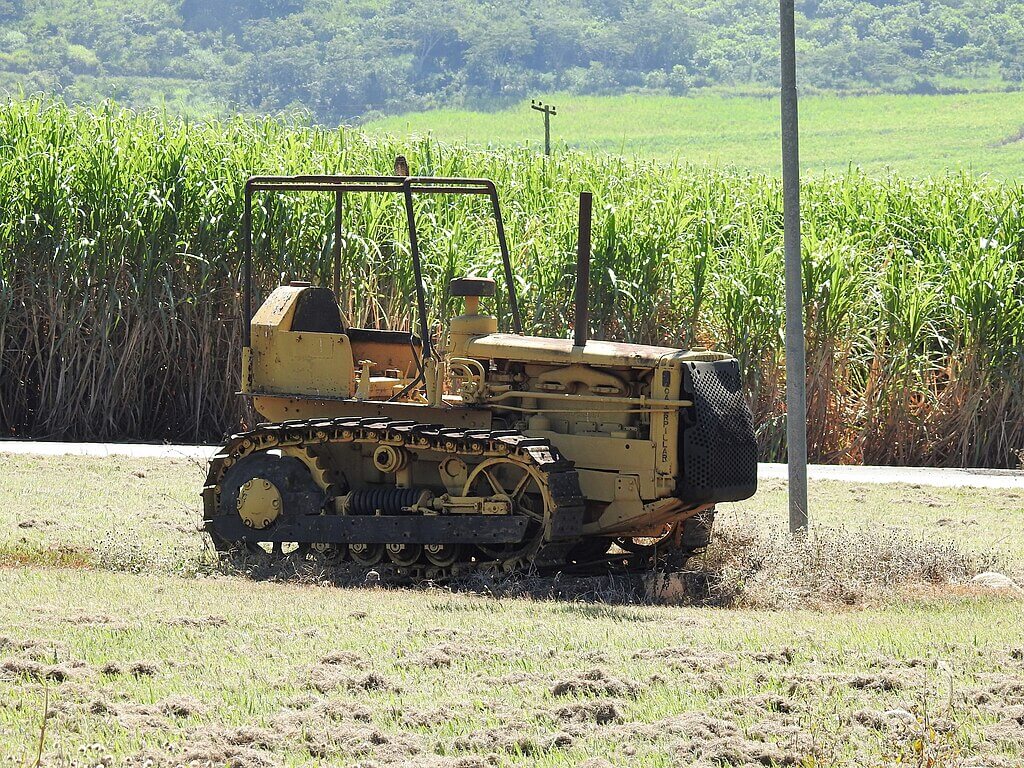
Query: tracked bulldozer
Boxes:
[{"xmin": 203, "ymin": 174, "xmax": 757, "ymax": 576}]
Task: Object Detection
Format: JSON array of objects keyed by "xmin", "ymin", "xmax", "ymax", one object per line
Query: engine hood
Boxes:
[{"xmin": 461, "ymin": 333, "xmax": 731, "ymax": 369}]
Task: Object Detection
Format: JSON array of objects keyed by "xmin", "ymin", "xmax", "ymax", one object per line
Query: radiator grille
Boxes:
[{"xmin": 678, "ymin": 359, "xmax": 758, "ymax": 504}]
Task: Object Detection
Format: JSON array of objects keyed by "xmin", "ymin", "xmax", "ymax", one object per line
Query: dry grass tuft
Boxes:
[
  {"xmin": 159, "ymin": 695, "xmax": 205, "ymax": 718},
  {"xmin": 550, "ymin": 669, "xmax": 639, "ymax": 698},
  {"xmin": 319, "ymin": 649, "xmax": 365, "ymax": 667},
  {"xmin": 1, "ymin": 658, "xmax": 80, "ymax": 683},
  {"xmin": 163, "ymin": 615, "xmax": 228, "ymax": 628},
  {"xmin": 685, "ymin": 521, "xmax": 995, "ymax": 609},
  {"xmin": 127, "ymin": 661, "xmax": 160, "ymax": 677},
  {"xmin": 308, "ymin": 666, "xmax": 394, "ymax": 694},
  {"xmin": 552, "ymin": 698, "xmax": 625, "ymax": 724},
  {"xmin": 130, "ymin": 725, "xmax": 282, "ymax": 768}
]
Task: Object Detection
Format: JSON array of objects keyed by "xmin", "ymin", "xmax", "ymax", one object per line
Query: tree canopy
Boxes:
[{"xmin": 1, "ymin": 0, "xmax": 1021, "ymax": 121}]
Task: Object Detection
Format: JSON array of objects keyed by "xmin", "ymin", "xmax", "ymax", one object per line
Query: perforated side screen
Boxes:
[{"xmin": 678, "ymin": 359, "xmax": 758, "ymax": 504}]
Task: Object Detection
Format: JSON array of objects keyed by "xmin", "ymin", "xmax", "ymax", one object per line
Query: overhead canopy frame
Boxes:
[{"xmin": 241, "ymin": 174, "xmax": 524, "ymax": 358}]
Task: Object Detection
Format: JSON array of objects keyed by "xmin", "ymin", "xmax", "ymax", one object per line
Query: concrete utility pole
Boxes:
[
  {"xmin": 779, "ymin": 0, "xmax": 809, "ymax": 533},
  {"xmin": 530, "ymin": 100, "xmax": 557, "ymax": 156}
]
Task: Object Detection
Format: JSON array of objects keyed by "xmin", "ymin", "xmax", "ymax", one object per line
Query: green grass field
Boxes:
[
  {"xmin": 365, "ymin": 92, "xmax": 1024, "ymax": 178},
  {"xmin": 2, "ymin": 454, "xmax": 1023, "ymax": 766}
]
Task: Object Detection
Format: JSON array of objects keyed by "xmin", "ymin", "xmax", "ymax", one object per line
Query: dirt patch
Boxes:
[
  {"xmin": 205, "ymin": 725, "xmax": 281, "ymax": 751},
  {"xmin": 300, "ymin": 723, "xmax": 423, "ymax": 760},
  {"xmin": 984, "ymin": 719, "xmax": 1024, "ymax": 747},
  {"xmin": 745, "ymin": 719, "xmax": 814, "ymax": 755},
  {"xmin": 17, "ymin": 518, "xmax": 55, "ymax": 528},
  {"xmin": 396, "ymin": 705, "xmax": 462, "ymax": 728},
  {"xmin": 996, "ymin": 125, "xmax": 1024, "ymax": 147},
  {"xmin": 130, "ymin": 743, "xmax": 279, "ymax": 768},
  {"xmin": 966, "ymin": 671, "xmax": 1024, "ymax": 732},
  {"xmin": 850, "ymin": 707, "xmax": 921, "ymax": 732},
  {"xmin": 551, "ymin": 669, "xmax": 639, "ymax": 698},
  {"xmin": 178, "ymin": 684, "xmax": 423, "ymax": 760},
  {"xmin": 851, "ymin": 708, "xmax": 889, "ymax": 730},
  {"xmin": 859, "ymin": 652, "xmax": 931, "ymax": 670}
]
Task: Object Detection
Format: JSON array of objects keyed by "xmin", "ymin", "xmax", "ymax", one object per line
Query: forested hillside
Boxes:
[{"xmin": 0, "ymin": 0, "xmax": 1021, "ymax": 122}]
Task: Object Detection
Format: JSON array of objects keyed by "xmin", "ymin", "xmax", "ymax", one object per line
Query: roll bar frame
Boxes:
[{"xmin": 241, "ymin": 174, "xmax": 523, "ymax": 358}]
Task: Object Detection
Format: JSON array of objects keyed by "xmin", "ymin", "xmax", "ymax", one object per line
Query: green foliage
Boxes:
[
  {"xmin": 1, "ymin": 97, "xmax": 1022, "ymax": 468},
  {"xmin": 0, "ymin": 0, "xmax": 1023, "ymax": 121}
]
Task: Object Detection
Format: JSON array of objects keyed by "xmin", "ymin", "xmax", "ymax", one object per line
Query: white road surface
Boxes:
[{"xmin": 2, "ymin": 440, "xmax": 1022, "ymax": 490}]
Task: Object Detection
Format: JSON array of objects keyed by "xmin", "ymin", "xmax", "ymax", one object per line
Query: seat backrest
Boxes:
[{"xmin": 290, "ymin": 287, "xmax": 345, "ymax": 334}]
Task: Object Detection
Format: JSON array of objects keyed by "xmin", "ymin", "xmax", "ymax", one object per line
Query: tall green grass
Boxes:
[{"xmin": 1, "ymin": 98, "xmax": 1021, "ymax": 467}]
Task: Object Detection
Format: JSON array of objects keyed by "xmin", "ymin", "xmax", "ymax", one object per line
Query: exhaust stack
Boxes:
[{"xmin": 574, "ymin": 191, "xmax": 592, "ymax": 348}]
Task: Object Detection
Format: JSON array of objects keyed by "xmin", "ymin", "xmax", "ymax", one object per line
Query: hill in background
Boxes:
[{"xmin": 1, "ymin": 0, "xmax": 1022, "ymax": 123}]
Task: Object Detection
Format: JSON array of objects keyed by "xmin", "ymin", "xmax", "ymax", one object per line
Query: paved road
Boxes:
[
  {"xmin": 3, "ymin": 440, "xmax": 1021, "ymax": 490},
  {"xmin": 758, "ymin": 462, "xmax": 1023, "ymax": 490}
]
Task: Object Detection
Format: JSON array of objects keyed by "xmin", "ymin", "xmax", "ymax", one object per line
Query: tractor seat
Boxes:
[{"xmin": 286, "ymin": 286, "xmax": 421, "ymax": 375}]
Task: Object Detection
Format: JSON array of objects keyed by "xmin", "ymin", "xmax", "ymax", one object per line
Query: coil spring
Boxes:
[{"xmin": 347, "ymin": 487, "xmax": 422, "ymax": 515}]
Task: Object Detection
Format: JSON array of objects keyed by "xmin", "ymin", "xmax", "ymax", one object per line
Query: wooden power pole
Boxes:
[{"xmin": 530, "ymin": 100, "xmax": 557, "ymax": 156}]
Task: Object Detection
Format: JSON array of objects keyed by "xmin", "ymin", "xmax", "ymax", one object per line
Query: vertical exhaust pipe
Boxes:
[{"xmin": 574, "ymin": 191, "xmax": 592, "ymax": 348}]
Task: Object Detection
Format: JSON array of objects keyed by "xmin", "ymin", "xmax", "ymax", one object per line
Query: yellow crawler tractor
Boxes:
[{"xmin": 203, "ymin": 174, "xmax": 757, "ymax": 576}]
